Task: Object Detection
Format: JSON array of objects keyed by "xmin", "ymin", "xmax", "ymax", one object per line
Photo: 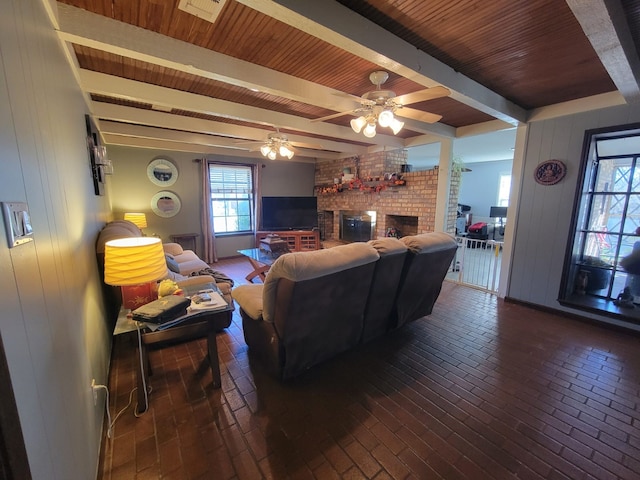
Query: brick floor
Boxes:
[{"xmin": 98, "ymin": 256, "xmax": 640, "ymax": 479}]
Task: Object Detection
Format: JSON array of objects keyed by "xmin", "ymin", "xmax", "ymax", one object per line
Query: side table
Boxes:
[
  {"xmin": 114, "ymin": 287, "xmax": 232, "ymax": 413},
  {"xmin": 170, "ymin": 233, "xmax": 199, "ymax": 255}
]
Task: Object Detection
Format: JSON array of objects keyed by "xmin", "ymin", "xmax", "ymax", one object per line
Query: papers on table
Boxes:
[{"xmin": 187, "ymin": 289, "xmax": 227, "ymax": 312}]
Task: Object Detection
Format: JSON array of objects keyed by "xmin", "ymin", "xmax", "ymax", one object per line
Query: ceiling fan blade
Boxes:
[
  {"xmin": 396, "ymin": 107, "xmax": 442, "ymax": 124},
  {"xmin": 310, "ymin": 110, "xmax": 354, "ymax": 123},
  {"xmin": 291, "ymin": 141, "xmax": 324, "ymax": 149},
  {"xmin": 395, "ymin": 86, "xmax": 450, "ymax": 106}
]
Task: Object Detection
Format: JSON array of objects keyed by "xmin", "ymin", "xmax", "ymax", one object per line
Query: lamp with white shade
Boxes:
[{"xmin": 104, "ymin": 237, "xmax": 167, "ymax": 310}]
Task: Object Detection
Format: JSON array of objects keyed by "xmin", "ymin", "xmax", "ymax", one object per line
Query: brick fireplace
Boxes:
[{"xmin": 316, "ymin": 149, "xmax": 454, "ymax": 241}]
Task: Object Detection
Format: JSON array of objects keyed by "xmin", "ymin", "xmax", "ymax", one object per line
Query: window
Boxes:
[
  {"xmin": 561, "ymin": 124, "xmax": 640, "ymax": 319},
  {"xmin": 208, "ymin": 163, "xmax": 254, "ymax": 234},
  {"xmin": 498, "ymin": 173, "xmax": 511, "ymax": 206}
]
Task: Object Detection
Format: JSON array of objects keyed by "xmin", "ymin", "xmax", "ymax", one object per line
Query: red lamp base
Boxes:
[{"xmin": 121, "ymin": 282, "xmax": 157, "ymax": 310}]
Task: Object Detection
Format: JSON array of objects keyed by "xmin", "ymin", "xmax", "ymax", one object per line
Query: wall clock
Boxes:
[
  {"xmin": 147, "ymin": 157, "xmax": 178, "ymax": 186},
  {"xmin": 534, "ymin": 159, "xmax": 566, "ymax": 186}
]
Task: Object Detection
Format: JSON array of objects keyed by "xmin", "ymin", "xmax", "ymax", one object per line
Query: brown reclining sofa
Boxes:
[{"xmin": 232, "ymin": 232, "xmax": 457, "ymax": 380}]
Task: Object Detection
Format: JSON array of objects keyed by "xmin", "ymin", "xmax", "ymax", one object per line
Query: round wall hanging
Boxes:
[
  {"xmin": 151, "ymin": 191, "xmax": 181, "ymax": 218},
  {"xmin": 147, "ymin": 157, "xmax": 178, "ymax": 186},
  {"xmin": 534, "ymin": 159, "xmax": 566, "ymax": 185}
]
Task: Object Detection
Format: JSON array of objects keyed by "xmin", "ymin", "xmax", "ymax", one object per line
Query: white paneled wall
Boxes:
[
  {"xmin": 1, "ymin": 0, "xmax": 112, "ymax": 478},
  {"xmin": 508, "ymin": 104, "xmax": 640, "ymax": 331}
]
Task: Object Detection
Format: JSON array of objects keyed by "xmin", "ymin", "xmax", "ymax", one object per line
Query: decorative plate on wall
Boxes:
[
  {"xmin": 147, "ymin": 157, "xmax": 178, "ymax": 186},
  {"xmin": 534, "ymin": 159, "xmax": 566, "ymax": 185},
  {"xmin": 151, "ymin": 191, "xmax": 181, "ymax": 218}
]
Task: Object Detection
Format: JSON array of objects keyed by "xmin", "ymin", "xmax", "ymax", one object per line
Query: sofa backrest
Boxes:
[
  {"xmin": 362, "ymin": 237, "xmax": 408, "ymax": 343},
  {"xmin": 393, "ymin": 232, "xmax": 457, "ymax": 328},
  {"xmin": 262, "ymin": 242, "xmax": 379, "ymax": 379}
]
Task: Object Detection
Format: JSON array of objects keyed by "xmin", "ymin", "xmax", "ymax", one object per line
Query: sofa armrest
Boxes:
[
  {"xmin": 163, "ymin": 242, "xmax": 184, "ymax": 256},
  {"xmin": 232, "ymin": 284, "xmax": 264, "ymax": 321}
]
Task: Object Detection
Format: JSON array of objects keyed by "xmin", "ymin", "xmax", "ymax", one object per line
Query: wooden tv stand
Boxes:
[{"xmin": 256, "ymin": 230, "xmax": 320, "ymax": 251}]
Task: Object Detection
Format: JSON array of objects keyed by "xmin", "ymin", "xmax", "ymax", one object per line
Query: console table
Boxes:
[
  {"xmin": 170, "ymin": 233, "xmax": 199, "ymax": 255},
  {"xmin": 256, "ymin": 230, "xmax": 320, "ymax": 251},
  {"xmin": 113, "ymin": 284, "xmax": 232, "ymax": 413}
]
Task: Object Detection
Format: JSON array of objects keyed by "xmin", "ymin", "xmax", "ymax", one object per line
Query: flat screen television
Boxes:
[{"xmin": 261, "ymin": 196, "xmax": 318, "ymax": 230}]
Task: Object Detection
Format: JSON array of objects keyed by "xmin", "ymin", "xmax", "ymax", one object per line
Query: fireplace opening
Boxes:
[{"xmin": 340, "ymin": 210, "xmax": 376, "ymax": 242}]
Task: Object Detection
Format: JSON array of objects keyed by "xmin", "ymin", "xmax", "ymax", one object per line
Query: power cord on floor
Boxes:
[{"xmin": 92, "ymin": 320, "xmax": 152, "ymax": 439}]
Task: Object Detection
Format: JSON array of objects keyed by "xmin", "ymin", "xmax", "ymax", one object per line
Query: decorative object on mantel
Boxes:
[
  {"xmin": 534, "ymin": 159, "xmax": 566, "ymax": 185},
  {"xmin": 317, "ymin": 175, "xmax": 406, "ymax": 194}
]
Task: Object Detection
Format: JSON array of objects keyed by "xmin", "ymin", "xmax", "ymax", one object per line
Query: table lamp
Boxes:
[
  {"xmin": 124, "ymin": 212, "xmax": 148, "ymax": 232},
  {"xmin": 104, "ymin": 237, "xmax": 168, "ymax": 310}
]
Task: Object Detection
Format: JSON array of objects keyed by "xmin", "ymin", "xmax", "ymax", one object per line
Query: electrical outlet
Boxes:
[{"xmin": 91, "ymin": 379, "xmax": 98, "ymax": 406}]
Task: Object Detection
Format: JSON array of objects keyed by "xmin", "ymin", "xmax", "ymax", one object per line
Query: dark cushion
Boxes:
[{"xmin": 165, "ymin": 254, "xmax": 180, "ymax": 273}]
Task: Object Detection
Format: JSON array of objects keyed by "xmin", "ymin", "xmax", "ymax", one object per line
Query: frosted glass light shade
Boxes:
[
  {"xmin": 104, "ymin": 237, "xmax": 167, "ymax": 286},
  {"xmin": 279, "ymin": 144, "xmax": 293, "ymax": 158},
  {"xmin": 124, "ymin": 212, "xmax": 147, "ymax": 229},
  {"xmin": 390, "ymin": 118, "xmax": 404, "ymax": 135},
  {"xmin": 350, "ymin": 116, "xmax": 367, "ymax": 133},
  {"xmin": 267, "ymin": 149, "xmax": 277, "ymax": 160},
  {"xmin": 363, "ymin": 123, "xmax": 377, "ymax": 138},
  {"xmin": 377, "ymin": 109, "xmax": 394, "ymax": 127},
  {"xmin": 260, "ymin": 144, "xmax": 271, "ymax": 156}
]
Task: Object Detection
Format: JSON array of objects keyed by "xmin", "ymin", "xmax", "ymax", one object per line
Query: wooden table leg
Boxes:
[
  {"xmin": 244, "ymin": 258, "xmax": 270, "ymax": 283},
  {"xmin": 207, "ymin": 327, "xmax": 221, "ymax": 388}
]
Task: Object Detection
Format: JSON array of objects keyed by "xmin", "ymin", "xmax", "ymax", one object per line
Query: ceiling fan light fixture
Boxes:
[
  {"xmin": 390, "ymin": 118, "xmax": 404, "ymax": 135},
  {"xmin": 363, "ymin": 123, "xmax": 377, "ymax": 138},
  {"xmin": 260, "ymin": 144, "xmax": 271, "ymax": 156},
  {"xmin": 279, "ymin": 144, "xmax": 293, "ymax": 158},
  {"xmin": 350, "ymin": 116, "xmax": 367, "ymax": 134},
  {"xmin": 377, "ymin": 109, "xmax": 394, "ymax": 128},
  {"xmin": 267, "ymin": 149, "xmax": 277, "ymax": 160}
]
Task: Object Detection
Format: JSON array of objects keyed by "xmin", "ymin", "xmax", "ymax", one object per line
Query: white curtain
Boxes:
[{"xmin": 200, "ymin": 158, "xmax": 217, "ymax": 263}]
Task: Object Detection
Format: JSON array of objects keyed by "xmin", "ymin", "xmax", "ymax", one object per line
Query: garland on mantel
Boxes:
[{"xmin": 317, "ymin": 177, "xmax": 406, "ymax": 195}]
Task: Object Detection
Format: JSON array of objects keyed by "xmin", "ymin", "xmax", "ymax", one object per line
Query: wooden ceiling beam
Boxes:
[
  {"xmin": 54, "ymin": 3, "xmax": 357, "ymax": 114},
  {"xmin": 92, "ymin": 103, "xmax": 369, "ymax": 156},
  {"xmin": 103, "ymin": 134, "xmax": 323, "ymax": 162},
  {"xmin": 239, "ymin": 0, "xmax": 527, "ymax": 125},
  {"xmin": 80, "ymin": 69, "xmax": 405, "ymax": 149},
  {"xmin": 566, "ymin": 0, "xmax": 640, "ymax": 104}
]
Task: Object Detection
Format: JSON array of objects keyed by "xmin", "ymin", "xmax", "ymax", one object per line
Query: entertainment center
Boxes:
[
  {"xmin": 255, "ymin": 230, "xmax": 320, "ymax": 251},
  {"xmin": 259, "ymin": 196, "xmax": 320, "ymax": 251}
]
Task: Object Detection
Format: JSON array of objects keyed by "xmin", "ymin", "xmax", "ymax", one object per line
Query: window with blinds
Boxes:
[{"xmin": 208, "ymin": 163, "xmax": 254, "ymax": 234}]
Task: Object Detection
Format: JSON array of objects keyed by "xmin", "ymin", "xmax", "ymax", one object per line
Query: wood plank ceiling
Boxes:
[{"xmin": 50, "ymin": 0, "xmax": 640, "ymax": 160}]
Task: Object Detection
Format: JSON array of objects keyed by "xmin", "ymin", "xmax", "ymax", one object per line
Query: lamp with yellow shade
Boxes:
[
  {"xmin": 124, "ymin": 212, "xmax": 148, "ymax": 231},
  {"xmin": 104, "ymin": 237, "xmax": 167, "ymax": 310}
]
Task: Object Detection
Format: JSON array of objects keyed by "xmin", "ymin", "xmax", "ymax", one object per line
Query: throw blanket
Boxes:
[{"xmin": 190, "ymin": 267, "xmax": 235, "ymax": 287}]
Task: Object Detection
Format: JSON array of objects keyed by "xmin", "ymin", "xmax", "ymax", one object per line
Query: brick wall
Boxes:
[{"xmin": 316, "ymin": 149, "xmax": 451, "ymax": 240}]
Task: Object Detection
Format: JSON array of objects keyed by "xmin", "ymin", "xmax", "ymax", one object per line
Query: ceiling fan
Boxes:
[
  {"xmin": 235, "ymin": 128, "xmax": 323, "ymax": 160},
  {"xmin": 312, "ymin": 71, "xmax": 450, "ymax": 137}
]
